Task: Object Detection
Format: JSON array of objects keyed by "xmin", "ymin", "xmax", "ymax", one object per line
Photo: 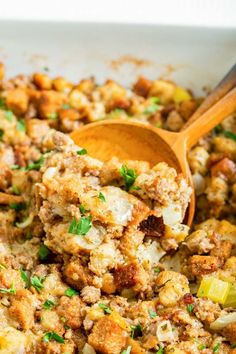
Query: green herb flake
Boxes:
[
  {"xmin": 20, "ymin": 269, "xmax": 30, "ymax": 288},
  {"xmin": 154, "ymin": 268, "xmax": 161, "ymax": 273},
  {"xmin": 0, "ymin": 129, "xmax": 4, "ymax": 139},
  {"xmin": 144, "ymin": 103, "xmax": 161, "ymax": 115},
  {"xmin": 12, "ymin": 185, "xmax": 20, "ymax": 195},
  {"xmin": 47, "ymin": 112, "xmax": 58, "ymax": 120},
  {"xmin": 120, "ymin": 165, "xmax": 137, "ymax": 191},
  {"xmin": 130, "ymin": 185, "xmax": 141, "ymax": 191},
  {"xmin": 130, "ymin": 323, "xmax": 142, "ymax": 339},
  {"xmin": 64, "ymin": 324, "xmax": 71, "ymax": 330},
  {"xmin": 121, "ymin": 346, "xmax": 132, "ymax": 354},
  {"xmin": 11, "ymin": 164, "xmax": 21, "ymax": 170},
  {"xmin": 43, "ymin": 332, "xmax": 64, "ymax": 344},
  {"xmin": 156, "ymin": 346, "xmax": 164, "ymax": 354},
  {"xmin": 149, "ymin": 309, "xmax": 157, "ymax": 319},
  {"xmin": 0, "ymin": 98, "xmax": 6, "ymax": 109},
  {"xmin": 150, "ymin": 97, "xmax": 161, "ymax": 104},
  {"xmin": 68, "ymin": 216, "xmax": 92, "ymax": 236},
  {"xmin": 0, "ymin": 283, "xmax": 16, "ymax": 295},
  {"xmin": 155, "ymin": 122, "xmax": 162, "ymax": 128},
  {"xmin": 214, "ymin": 124, "xmax": 223, "ymax": 134},
  {"xmin": 98, "ymin": 303, "xmax": 112, "ymax": 314},
  {"xmin": 38, "ymin": 244, "xmax": 50, "ymax": 261},
  {"xmin": 61, "ymin": 103, "xmax": 71, "ymax": 109},
  {"xmin": 224, "ymin": 130, "xmax": 236, "ymax": 141},
  {"xmin": 213, "ymin": 343, "xmax": 221, "ymax": 353},
  {"xmin": 64, "ymin": 287, "xmax": 78, "ymax": 297},
  {"xmin": 79, "ymin": 204, "xmax": 87, "ymax": 214},
  {"xmin": 16, "ymin": 119, "xmax": 26, "ymax": 132},
  {"xmin": 43, "ymin": 299, "xmax": 55, "ymax": 310},
  {"xmin": 31, "ymin": 276, "xmax": 44, "ymax": 293},
  {"xmin": 198, "ymin": 344, "xmax": 206, "ymax": 350},
  {"xmin": 77, "ymin": 148, "xmax": 87, "ymax": 155},
  {"xmin": 26, "ymin": 155, "xmax": 44, "ymax": 171},
  {"xmin": 98, "ymin": 192, "xmax": 106, "ymax": 202},
  {"xmin": 5, "ymin": 110, "xmax": 14, "ymax": 121},
  {"xmin": 9, "ymin": 203, "xmax": 26, "ymax": 211},
  {"xmin": 187, "ymin": 304, "xmax": 194, "ymax": 313}
]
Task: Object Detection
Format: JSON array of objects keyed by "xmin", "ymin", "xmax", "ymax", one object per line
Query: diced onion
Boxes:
[
  {"xmin": 16, "ymin": 213, "xmax": 34, "ymax": 228},
  {"xmin": 156, "ymin": 320, "xmax": 174, "ymax": 342},
  {"xmin": 210, "ymin": 312, "xmax": 236, "ymax": 331},
  {"xmin": 82, "ymin": 343, "xmax": 96, "ymax": 354}
]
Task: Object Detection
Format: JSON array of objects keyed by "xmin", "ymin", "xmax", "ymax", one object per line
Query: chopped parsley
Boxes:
[
  {"xmin": 43, "ymin": 332, "xmax": 64, "ymax": 344},
  {"xmin": 224, "ymin": 130, "xmax": 236, "ymax": 141},
  {"xmin": 9, "ymin": 203, "xmax": 26, "ymax": 211},
  {"xmin": 26, "ymin": 155, "xmax": 44, "ymax": 171},
  {"xmin": 16, "ymin": 119, "xmax": 26, "ymax": 132},
  {"xmin": 0, "ymin": 283, "xmax": 16, "ymax": 294},
  {"xmin": 11, "ymin": 164, "xmax": 21, "ymax": 170},
  {"xmin": 68, "ymin": 216, "xmax": 92, "ymax": 236},
  {"xmin": 79, "ymin": 204, "xmax": 87, "ymax": 214},
  {"xmin": 77, "ymin": 148, "xmax": 87, "ymax": 155},
  {"xmin": 43, "ymin": 299, "xmax": 55, "ymax": 309},
  {"xmin": 213, "ymin": 343, "xmax": 221, "ymax": 352},
  {"xmin": 150, "ymin": 97, "xmax": 161, "ymax": 104},
  {"xmin": 98, "ymin": 303, "xmax": 112, "ymax": 314},
  {"xmin": 5, "ymin": 110, "xmax": 14, "ymax": 121},
  {"xmin": 0, "ymin": 98, "xmax": 6, "ymax": 109},
  {"xmin": 98, "ymin": 192, "xmax": 106, "ymax": 202},
  {"xmin": 64, "ymin": 287, "xmax": 78, "ymax": 297},
  {"xmin": 61, "ymin": 103, "xmax": 71, "ymax": 110},
  {"xmin": 20, "ymin": 269, "xmax": 30, "ymax": 288},
  {"xmin": 31, "ymin": 276, "xmax": 44, "ymax": 293},
  {"xmin": 144, "ymin": 99, "xmax": 161, "ymax": 114},
  {"xmin": 130, "ymin": 185, "xmax": 141, "ymax": 191},
  {"xmin": 121, "ymin": 346, "xmax": 132, "ymax": 354},
  {"xmin": 156, "ymin": 346, "xmax": 164, "ymax": 354},
  {"xmin": 38, "ymin": 244, "xmax": 50, "ymax": 261},
  {"xmin": 130, "ymin": 323, "xmax": 142, "ymax": 339},
  {"xmin": 12, "ymin": 185, "xmax": 20, "ymax": 195},
  {"xmin": 154, "ymin": 268, "xmax": 161, "ymax": 273},
  {"xmin": 214, "ymin": 124, "xmax": 223, "ymax": 134},
  {"xmin": 187, "ymin": 304, "xmax": 194, "ymax": 313},
  {"xmin": 47, "ymin": 112, "xmax": 58, "ymax": 120},
  {"xmin": 120, "ymin": 165, "xmax": 137, "ymax": 191},
  {"xmin": 198, "ymin": 344, "xmax": 206, "ymax": 350},
  {"xmin": 149, "ymin": 309, "xmax": 157, "ymax": 319}
]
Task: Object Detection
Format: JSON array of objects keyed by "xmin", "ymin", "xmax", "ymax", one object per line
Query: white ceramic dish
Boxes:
[{"xmin": 0, "ymin": 21, "xmax": 236, "ymax": 94}]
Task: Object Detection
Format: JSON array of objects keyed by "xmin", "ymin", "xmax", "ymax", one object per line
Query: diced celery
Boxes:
[
  {"xmin": 173, "ymin": 87, "xmax": 191, "ymax": 103},
  {"xmin": 224, "ymin": 284, "xmax": 236, "ymax": 308},
  {"xmin": 197, "ymin": 277, "xmax": 230, "ymax": 304}
]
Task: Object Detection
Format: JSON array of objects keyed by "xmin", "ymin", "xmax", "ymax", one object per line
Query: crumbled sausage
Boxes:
[
  {"xmin": 133, "ymin": 77, "xmax": 152, "ymax": 97},
  {"xmin": 114, "ymin": 262, "xmax": 147, "ymax": 292},
  {"xmin": 56, "ymin": 295, "xmax": 83, "ymax": 329}
]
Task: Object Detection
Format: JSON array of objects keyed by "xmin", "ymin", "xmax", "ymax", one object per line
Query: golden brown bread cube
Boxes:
[
  {"xmin": 189, "ymin": 255, "xmax": 221, "ymax": 276},
  {"xmin": 6, "ymin": 88, "xmax": 29, "ymax": 115},
  {"xmin": 33, "ymin": 73, "xmax": 52, "ymax": 90},
  {"xmin": 221, "ymin": 322, "xmax": 236, "ymax": 343},
  {"xmin": 63, "ymin": 258, "xmax": 93, "ymax": 290},
  {"xmin": 88, "ymin": 317, "xmax": 127, "ymax": 354},
  {"xmin": 37, "ymin": 90, "xmax": 65, "ymax": 118}
]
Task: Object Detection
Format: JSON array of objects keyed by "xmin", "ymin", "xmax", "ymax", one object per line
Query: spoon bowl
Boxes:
[{"xmin": 71, "ymin": 64, "xmax": 236, "ymax": 226}]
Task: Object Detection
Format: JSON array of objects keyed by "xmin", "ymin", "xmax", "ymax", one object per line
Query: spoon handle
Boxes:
[
  {"xmin": 180, "ymin": 86, "xmax": 236, "ymax": 149},
  {"xmin": 182, "ymin": 62, "xmax": 236, "ymax": 130}
]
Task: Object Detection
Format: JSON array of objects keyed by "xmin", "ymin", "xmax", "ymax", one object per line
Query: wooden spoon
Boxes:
[{"xmin": 71, "ymin": 64, "xmax": 236, "ymax": 225}]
